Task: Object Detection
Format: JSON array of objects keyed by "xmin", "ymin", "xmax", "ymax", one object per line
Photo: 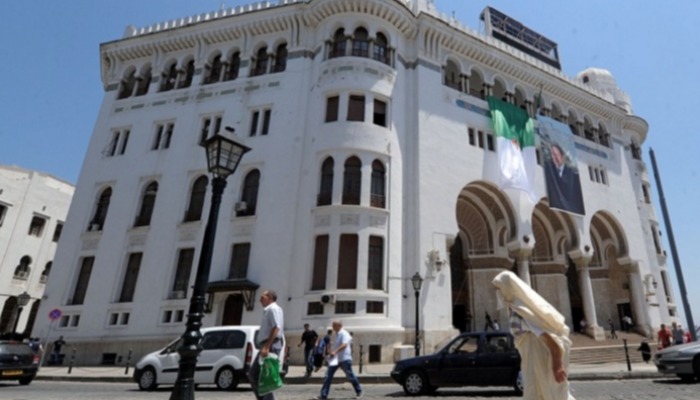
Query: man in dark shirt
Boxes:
[
  {"xmin": 51, "ymin": 336, "xmax": 66, "ymax": 365},
  {"xmin": 298, "ymin": 323, "xmax": 318, "ymax": 377}
]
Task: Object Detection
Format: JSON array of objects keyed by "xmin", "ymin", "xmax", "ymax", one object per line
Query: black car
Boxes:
[
  {"xmin": 390, "ymin": 331, "xmax": 522, "ymax": 396},
  {"xmin": 0, "ymin": 341, "xmax": 39, "ymax": 385}
]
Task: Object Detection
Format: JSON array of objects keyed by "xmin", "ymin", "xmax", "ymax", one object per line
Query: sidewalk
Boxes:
[{"xmin": 35, "ymin": 361, "xmax": 663, "ymax": 385}]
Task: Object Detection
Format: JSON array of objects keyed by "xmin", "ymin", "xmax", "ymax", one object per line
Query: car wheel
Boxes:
[
  {"xmin": 18, "ymin": 377, "xmax": 33, "ymax": 385},
  {"xmin": 138, "ymin": 367, "xmax": 158, "ymax": 391},
  {"xmin": 513, "ymin": 370, "xmax": 524, "ymax": 395},
  {"xmin": 402, "ymin": 369, "xmax": 428, "ymax": 396},
  {"xmin": 216, "ymin": 366, "xmax": 239, "ymax": 391}
]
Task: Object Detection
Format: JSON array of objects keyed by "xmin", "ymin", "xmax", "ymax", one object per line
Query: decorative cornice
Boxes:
[{"xmin": 303, "ymin": 0, "xmax": 416, "ymax": 38}]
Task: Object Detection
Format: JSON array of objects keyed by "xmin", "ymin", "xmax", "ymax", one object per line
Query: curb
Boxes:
[{"xmin": 35, "ymin": 372, "xmax": 663, "ymax": 385}]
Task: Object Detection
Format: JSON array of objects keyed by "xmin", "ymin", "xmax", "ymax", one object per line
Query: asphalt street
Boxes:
[{"xmin": 2, "ymin": 379, "xmax": 699, "ymax": 400}]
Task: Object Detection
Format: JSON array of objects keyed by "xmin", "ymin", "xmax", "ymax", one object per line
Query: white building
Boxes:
[
  {"xmin": 35, "ymin": 0, "xmax": 675, "ymax": 365},
  {"xmin": 0, "ymin": 165, "xmax": 74, "ymax": 338}
]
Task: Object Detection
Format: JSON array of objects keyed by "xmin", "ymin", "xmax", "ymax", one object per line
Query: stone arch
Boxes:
[
  {"xmin": 452, "ymin": 181, "xmax": 517, "ymax": 332},
  {"xmin": 492, "ymin": 76, "xmax": 508, "ymax": 101}
]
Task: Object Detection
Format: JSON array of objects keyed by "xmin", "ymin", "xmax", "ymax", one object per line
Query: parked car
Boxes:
[
  {"xmin": 654, "ymin": 341, "xmax": 700, "ymax": 381},
  {"xmin": 390, "ymin": 331, "xmax": 522, "ymax": 396},
  {"xmin": 0, "ymin": 341, "xmax": 39, "ymax": 385},
  {"xmin": 134, "ymin": 325, "xmax": 286, "ymax": 391}
]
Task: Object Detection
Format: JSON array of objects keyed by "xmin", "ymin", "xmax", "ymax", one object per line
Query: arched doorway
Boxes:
[
  {"xmin": 453, "ymin": 182, "xmax": 517, "ymax": 332},
  {"xmin": 222, "ymin": 294, "xmax": 244, "ymax": 326},
  {"xmin": 24, "ymin": 300, "xmax": 41, "ymax": 338},
  {"xmin": 0, "ymin": 297, "xmax": 18, "ymax": 338}
]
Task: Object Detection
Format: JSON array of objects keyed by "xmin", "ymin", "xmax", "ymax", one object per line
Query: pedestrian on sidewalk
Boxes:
[
  {"xmin": 248, "ymin": 289, "xmax": 285, "ymax": 400},
  {"xmin": 637, "ymin": 340, "xmax": 651, "ymax": 363},
  {"xmin": 315, "ymin": 320, "xmax": 363, "ymax": 400},
  {"xmin": 657, "ymin": 324, "xmax": 672, "ymax": 349},
  {"xmin": 50, "ymin": 336, "xmax": 66, "ymax": 365},
  {"xmin": 608, "ymin": 319, "xmax": 617, "ymax": 339},
  {"xmin": 671, "ymin": 322, "xmax": 685, "ymax": 345},
  {"xmin": 313, "ymin": 329, "xmax": 332, "ymax": 373},
  {"xmin": 622, "ymin": 315, "xmax": 633, "ymax": 332},
  {"xmin": 298, "ymin": 323, "xmax": 318, "ymax": 378},
  {"xmin": 492, "ymin": 271, "xmax": 575, "ymax": 400}
]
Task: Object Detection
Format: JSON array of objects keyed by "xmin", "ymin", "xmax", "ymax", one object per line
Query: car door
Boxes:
[
  {"xmin": 436, "ymin": 334, "xmax": 480, "ymax": 386},
  {"xmin": 196, "ymin": 330, "xmax": 228, "ymax": 383},
  {"xmin": 477, "ymin": 333, "xmax": 520, "ymax": 386},
  {"xmin": 158, "ymin": 338, "xmax": 182, "ymax": 384}
]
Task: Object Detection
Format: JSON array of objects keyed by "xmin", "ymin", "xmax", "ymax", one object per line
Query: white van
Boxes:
[{"xmin": 134, "ymin": 325, "xmax": 262, "ymax": 391}]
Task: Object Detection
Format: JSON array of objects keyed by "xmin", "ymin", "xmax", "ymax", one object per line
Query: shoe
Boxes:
[{"xmin": 356, "ymin": 390, "xmax": 364, "ymax": 398}]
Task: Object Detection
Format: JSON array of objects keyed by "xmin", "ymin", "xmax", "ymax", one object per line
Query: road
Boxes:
[{"xmin": 1, "ymin": 379, "xmax": 699, "ymax": 399}]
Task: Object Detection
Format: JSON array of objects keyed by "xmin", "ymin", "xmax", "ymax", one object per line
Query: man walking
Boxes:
[
  {"xmin": 248, "ymin": 290, "xmax": 285, "ymax": 400},
  {"xmin": 316, "ymin": 320, "xmax": 363, "ymax": 400},
  {"xmin": 298, "ymin": 323, "xmax": 318, "ymax": 377}
]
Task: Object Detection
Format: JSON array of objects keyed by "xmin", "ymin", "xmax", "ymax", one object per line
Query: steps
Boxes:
[{"xmin": 569, "ymin": 331, "xmax": 656, "ymax": 365}]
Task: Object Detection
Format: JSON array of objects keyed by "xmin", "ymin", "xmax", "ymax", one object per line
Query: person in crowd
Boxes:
[
  {"xmin": 637, "ymin": 340, "xmax": 652, "ymax": 363},
  {"xmin": 315, "ymin": 320, "xmax": 363, "ymax": 400},
  {"xmin": 671, "ymin": 322, "xmax": 685, "ymax": 345},
  {"xmin": 298, "ymin": 323, "xmax": 318, "ymax": 378},
  {"xmin": 492, "ymin": 271, "xmax": 575, "ymax": 400},
  {"xmin": 247, "ymin": 290, "xmax": 285, "ymax": 400},
  {"xmin": 608, "ymin": 319, "xmax": 617, "ymax": 339},
  {"xmin": 50, "ymin": 336, "xmax": 66, "ymax": 365},
  {"xmin": 657, "ymin": 324, "xmax": 672, "ymax": 349}
]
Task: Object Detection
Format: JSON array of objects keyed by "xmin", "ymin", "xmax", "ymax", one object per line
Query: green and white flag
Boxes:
[{"xmin": 487, "ymin": 97, "xmax": 538, "ymax": 202}]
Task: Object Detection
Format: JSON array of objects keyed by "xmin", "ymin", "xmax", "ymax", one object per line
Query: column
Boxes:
[
  {"xmin": 624, "ymin": 262, "xmax": 651, "ymax": 337},
  {"xmin": 574, "ymin": 257, "xmax": 605, "ymax": 340}
]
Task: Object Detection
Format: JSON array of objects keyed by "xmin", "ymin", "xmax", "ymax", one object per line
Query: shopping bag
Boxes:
[{"xmin": 258, "ymin": 354, "xmax": 283, "ymax": 396}]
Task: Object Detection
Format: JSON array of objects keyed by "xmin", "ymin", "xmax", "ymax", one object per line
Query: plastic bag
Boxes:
[{"xmin": 258, "ymin": 354, "xmax": 283, "ymax": 396}]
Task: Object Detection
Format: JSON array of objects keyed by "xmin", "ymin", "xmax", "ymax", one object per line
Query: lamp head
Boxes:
[
  {"xmin": 411, "ymin": 272, "xmax": 423, "ymax": 291},
  {"xmin": 203, "ymin": 130, "xmax": 251, "ymax": 179}
]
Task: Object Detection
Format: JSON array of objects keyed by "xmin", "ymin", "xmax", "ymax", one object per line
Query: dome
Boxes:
[{"xmin": 576, "ymin": 67, "xmax": 633, "ymax": 114}]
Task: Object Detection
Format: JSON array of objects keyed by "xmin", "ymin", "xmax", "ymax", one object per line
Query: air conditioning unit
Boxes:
[
  {"xmin": 173, "ymin": 290, "xmax": 186, "ymax": 299},
  {"xmin": 234, "ymin": 201, "xmax": 247, "ymax": 212},
  {"xmin": 321, "ymin": 294, "xmax": 336, "ymax": 305}
]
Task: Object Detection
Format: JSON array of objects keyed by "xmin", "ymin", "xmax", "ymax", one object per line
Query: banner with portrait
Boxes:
[{"xmin": 536, "ymin": 116, "xmax": 585, "ymax": 215}]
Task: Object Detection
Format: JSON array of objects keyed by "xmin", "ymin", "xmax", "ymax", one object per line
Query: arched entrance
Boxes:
[
  {"xmin": 452, "ymin": 181, "xmax": 517, "ymax": 332},
  {"xmin": 0, "ymin": 297, "xmax": 18, "ymax": 338}
]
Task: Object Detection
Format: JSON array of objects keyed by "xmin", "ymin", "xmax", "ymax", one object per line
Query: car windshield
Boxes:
[{"xmin": 444, "ymin": 336, "xmax": 478, "ymax": 354}]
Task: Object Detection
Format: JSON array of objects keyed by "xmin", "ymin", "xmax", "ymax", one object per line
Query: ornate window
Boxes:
[
  {"xmin": 317, "ymin": 157, "xmax": 334, "ymax": 206},
  {"xmin": 184, "ymin": 176, "xmax": 208, "ymax": 222}
]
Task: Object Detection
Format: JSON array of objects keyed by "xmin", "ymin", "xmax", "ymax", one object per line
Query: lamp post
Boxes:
[
  {"xmin": 170, "ymin": 130, "xmax": 250, "ymax": 400},
  {"xmin": 12, "ymin": 291, "xmax": 31, "ymax": 339},
  {"xmin": 411, "ymin": 272, "xmax": 423, "ymax": 356}
]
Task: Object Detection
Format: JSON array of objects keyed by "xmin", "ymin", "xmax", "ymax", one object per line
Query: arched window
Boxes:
[
  {"xmin": 135, "ymin": 182, "xmax": 158, "ymax": 227},
  {"xmin": 225, "ymin": 51, "xmax": 241, "ymax": 81},
  {"xmin": 342, "ymin": 157, "xmax": 362, "ymax": 205},
  {"xmin": 493, "ymin": 79, "xmax": 507, "ymax": 102},
  {"xmin": 238, "ymin": 170, "xmax": 260, "ymax": 216},
  {"xmin": 444, "ymin": 60, "xmax": 461, "ymax": 91},
  {"xmin": 135, "ymin": 65, "xmax": 152, "ymax": 96},
  {"xmin": 178, "ymin": 59, "xmax": 195, "ymax": 88},
  {"xmin": 118, "ymin": 69, "xmax": 136, "ymax": 99},
  {"xmin": 331, "ymin": 28, "xmax": 346, "ymax": 58},
  {"xmin": 468, "ymin": 69, "xmax": 484, "ymax": 99},
  {"xmin": 351, "ymin": 27, "xmax": 369, "ymax": 57},
  {"xmin": 205, "ymin": 54, "xmax": 223, "ymax": 84},
  {"xmin": 272, "ymin": 43, "xmax": 287, "ymax": 73},
  {"xmin": 370, "ymin": 160, "xmax": 386, "ymax": 208},
  {"xmin": 317, "ymin": 157, "xmax": 334, "ymax": 206},
  {"xmin": 184, "ymin": 176, "xmax": 208, "ymax": 222},
  {"xmin": 41, "ymin": 261, "xmax": 52, "ymax": 283},
  {"xmin": 14, "ymin": 256, "xmax": 32, "ymax": 279},
  {"xmin": 89, "ymin": 187, "xmax": 112, "ymax": 231},
  {"xmin": 252, "ymin": 47, "xmax": 269, "ymax": 77},
  {"xmin": 161, "ymin": 61, "xmax": 178, "ymax": 91},
  {"xmin": 373, "ymin": 32, "xmax": 389, "ymax": 65}
]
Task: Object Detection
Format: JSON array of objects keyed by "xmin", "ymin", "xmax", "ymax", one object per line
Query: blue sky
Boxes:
[{"xmin": 1, "ymin": 0, "xmax": 698, "ymax": 329}]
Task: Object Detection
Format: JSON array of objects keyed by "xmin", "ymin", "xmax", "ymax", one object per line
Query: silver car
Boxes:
[{"xmin": 654, "ymin": 341, "xmax": 700, "ymax": 381}]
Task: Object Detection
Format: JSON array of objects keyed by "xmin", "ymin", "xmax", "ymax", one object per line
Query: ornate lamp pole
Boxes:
[
  {"xmin": 411, "ymin": 272, "xmax": 423, "ymax": 356},
  {"xmin": 12, "ymin": 291, "xmax": 31, "ymax": 339},
  {"xmin": 170, "ymin": 130, "xmax": 250, "ymax": 400}
]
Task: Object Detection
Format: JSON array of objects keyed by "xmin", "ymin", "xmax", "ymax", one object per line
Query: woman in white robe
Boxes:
[{"xmin": 492, "ymin": 270, "xmax": 575, "ymax": 400}]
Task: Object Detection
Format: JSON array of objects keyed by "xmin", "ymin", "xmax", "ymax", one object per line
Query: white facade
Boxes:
[
  {"xmin": 35, "ymin": 0, "xmax": 675, "ymax": 365},
  {"xmin": 0, "ymin": 165, "xmax": 74, "ymax": 338}
]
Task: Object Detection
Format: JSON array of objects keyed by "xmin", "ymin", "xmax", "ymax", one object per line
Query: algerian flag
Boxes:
[{"xmin": 487, "ymin": 97, "xmax": 538, "ymax": 203}]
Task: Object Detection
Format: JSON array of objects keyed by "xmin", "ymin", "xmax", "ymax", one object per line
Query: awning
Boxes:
[{"xmin": 207, "ymin": 278, "xmax": 260, "ymax": 311}]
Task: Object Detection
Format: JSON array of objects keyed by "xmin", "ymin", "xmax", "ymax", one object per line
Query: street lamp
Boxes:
[
  {"xmin": 12, "ymin": 291, "xmax": 31, "ymax": 339},
  {"xmin": 411, "ymin": 272, "xmax": 423, "ymax": 356},
  {"xmin": 170, "ymin": 130, "xmax": 250, "ymax": 400}
]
